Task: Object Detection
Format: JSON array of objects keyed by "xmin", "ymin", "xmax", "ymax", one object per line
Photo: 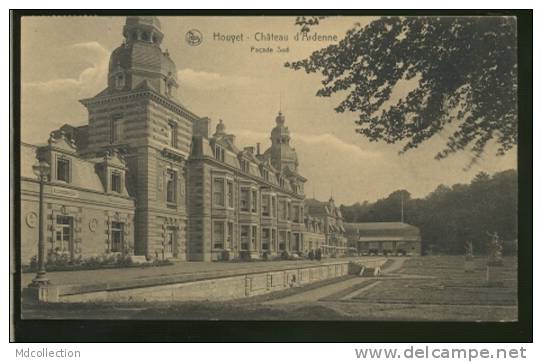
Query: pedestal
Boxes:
[
  {"xmin": 23, "ymin": 282, "xmax": 58, "ymax": 303},
  {"xmin": 485, "ymin": 265, "xmax": 505, "ymax": 287}
]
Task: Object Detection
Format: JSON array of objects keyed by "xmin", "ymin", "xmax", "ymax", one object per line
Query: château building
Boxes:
[{"xmin": 19, "ymin": 16, "xmax": 346, "ymax": 264}]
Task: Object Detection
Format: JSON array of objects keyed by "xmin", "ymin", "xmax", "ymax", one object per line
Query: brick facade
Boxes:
[{"xmin": 20, "ymin": 16, "xmax": 344, "ymax": 264}]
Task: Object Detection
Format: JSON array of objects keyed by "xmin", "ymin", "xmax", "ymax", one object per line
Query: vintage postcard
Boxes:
[{"xmin": 12, "ymin": 12, "xmax": 528, "ymax": 341}]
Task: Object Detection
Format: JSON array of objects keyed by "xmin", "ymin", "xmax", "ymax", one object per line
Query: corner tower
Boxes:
[
  {"xmin": 107, "ymin": 16, "xmax": 178, "ymax": 99},
  {"xmin": 80, "ymin": 16, "xmax": 199, "ymax": 260},
  {"xmin": 265, "ymin": 111, "xmax": 299, "ymax": 172}
]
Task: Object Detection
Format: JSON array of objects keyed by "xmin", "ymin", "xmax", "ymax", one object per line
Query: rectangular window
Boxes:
[
  {"xmin": 287, "ymin": 202, "xmax": 291, "ymax": 220},
  {"xmin": 166, "ymin": 169, "xmax": 177, "ymax": 204},
  {"xmin": 240, "ymin": 225, "xmax": 250, "ymax": 250},
  {"xmin": 111, "ymin": 222, "xmax": 124, "ymax": 252},
  {"xmin": 214, "ymin": 145, "xmax": 224, "ymax": 162},
  {"xmin": 271, "ymin": 196, "xmax": 276, "ymax": 218},
  {"xmin": 279, "ymin": 200, "xmax": 288, "ymax": 220},
  {"xmin": 293, "ymin": 233, "xmax": 301, "ymax": 251},
  {"xmin": 261, "ymin": 194, "xmax": 270, "ymax": 216},
  {"xmin": 54, "ymin": 215, "xmax": 73, "ymax": 252},
  {"xmin": 213, "ymin": 178, "xmax": 225, "ymax": 207},
  {"xmin": 251, "ymin": 225, "xmax": 257, "ymax": 250},
  {"xmin": 111, "ymin": 172, "xmax": 122, "ymax": 193},
  {"xmin": 287, "ymin": 231, "xmax": 291, "ymax": 251},
  {"xmin": 262, "ymin": 228, "xmax": 270, "ymax": 251},
  {"xmin": 279, "ymin": 230, "xmax": 287, "ymax": 251},
  {"xmin": 213, "ymin": 221, "xmax": 224, "ymax": 249},
  {"xmin": 56, "ymin": 158, "xmax": 70, "ymax": 183},
  {"xmin": 110, "ymin": 115, "xmax": 122, "ymax": 144},
  {"xmin": 292, "ymin": 205, "xmax": 300, "ymax": 223},
  {"xmin": 271, "ymin": 229, "xmax": 277, "ymax": 251},
  {"xmin": 169, "ymin": 121, "xmax": 178, "ymax": 148},
  {"xmin": 227, "ymin": 180, "xmax": 234, "ymax": 208},
  {"xmin": 240, "ymin": 188, "xmax": 250, "ymax": 212},
  {"xmin": 227, "ymin": 222, "xmax": 233, "ymax": 249},
  {"xmin": 251, "ymin": 190, "xmax": 257, "ymax": 213}
]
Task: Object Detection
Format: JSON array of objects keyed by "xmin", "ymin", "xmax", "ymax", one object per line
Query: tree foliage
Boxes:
[
  {"xmin": 340, "ymin": 169, "xmax": 518, "ymax": 254},
  {"xmin": 286, "ymin": 17, "xmax": 518, "ymax": 162}
]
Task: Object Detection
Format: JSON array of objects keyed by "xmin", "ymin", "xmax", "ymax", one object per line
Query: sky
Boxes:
[{"xmin": 20, "ymin": 16, "xmax": 517, "ymax": 205}]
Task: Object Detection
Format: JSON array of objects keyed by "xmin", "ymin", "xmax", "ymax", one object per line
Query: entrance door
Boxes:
[
  {"xmin": 55, "ymin": 215, "xmax": 74, "ymax": 260},
  {"xmin": 165, "ymin": 227, "xmax": 177, "ymax": 257}
]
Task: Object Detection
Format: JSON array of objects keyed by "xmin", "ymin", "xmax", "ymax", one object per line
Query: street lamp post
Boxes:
[{"xmin": 31, "ymin": 160, "xmax": 51, "ymax": 286}]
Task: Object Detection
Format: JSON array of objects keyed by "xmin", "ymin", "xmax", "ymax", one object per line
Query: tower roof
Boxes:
[
  {"xmin": 271, "ymin": 110, "xmax": 290, "ymax": 140},
  {"xmin": 102, "ymin": 16, "xmax": 178, "ymax": 100},
  {"xmin": 125, "ymin": 16, "xmax": 162, "ymax": 30},
  {"xmin": 123, "ymin": 16, "xmax": 163, "ymax": 42}
]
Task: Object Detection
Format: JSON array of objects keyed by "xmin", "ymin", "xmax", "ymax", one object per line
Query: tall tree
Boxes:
[
  {"xmin": 340, "ymin": 169, "xmax": 517, "ymax": 254},
  {"xmin": 286, "ymin": 16, "xmax": 518, "ymax": 163}
]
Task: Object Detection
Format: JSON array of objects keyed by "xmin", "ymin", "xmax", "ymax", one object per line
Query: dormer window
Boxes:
[
  {"xmin": 214, "ymin": 145, "xmax": 225, "ymax": 162},
  {"xmin": 279, "ymin": 176, "xmax": 285, "ymax": 188},
  {"xmin": 56, "ymin": 157, "xmax": 70, "ymax": 183},
  {"xmin": 111, "ymin": 172, "xmax": 122, "ymax": 193},
  {"xmin": 241, "ymin": 159, "xmax": 249, "ymax": 173},
  {"xmin": 262, "ymin": 168, "xmax": 269, "ymax": 181}
]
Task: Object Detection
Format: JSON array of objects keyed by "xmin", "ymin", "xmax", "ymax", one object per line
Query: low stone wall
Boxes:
[{"xmin": 28, "ymin": 258, "xmax": 387, "ymax": 303}]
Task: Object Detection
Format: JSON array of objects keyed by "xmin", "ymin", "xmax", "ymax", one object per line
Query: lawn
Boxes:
[{"xmin": 352, "ymin": 256, "xmax": 517, "ymax": 306}]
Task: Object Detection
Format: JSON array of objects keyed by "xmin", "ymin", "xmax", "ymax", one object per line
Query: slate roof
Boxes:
[{"xmin": 344, "ymin": 222, "xmax": 420, "ymax": 240}]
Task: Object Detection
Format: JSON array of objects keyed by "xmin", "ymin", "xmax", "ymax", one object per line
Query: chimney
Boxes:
[
  {"xmin": 256, "ymin": 142, "xmax": 261, "ymax": 155},
  {"xmin": 193, "ymin": 117, "xmax": 210, "ymax": 138}
]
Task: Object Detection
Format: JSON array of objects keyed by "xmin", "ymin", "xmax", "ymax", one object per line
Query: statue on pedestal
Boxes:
[
  {"xmin": 487, "ymin": 231, "xmax": 504, "ymax": 266},
  {"xmin": 464, "ymin": 240, "xmax": 474, "ymax": 272},
  {"xmin": 465, "ymin": 241, "xmax": 474, "ymax": 261}
]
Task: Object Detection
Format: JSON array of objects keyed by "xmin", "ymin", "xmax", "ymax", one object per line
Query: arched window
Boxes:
[{"xmin": 115, "ymin": 73, "xmax": 125, "ymax": 90}]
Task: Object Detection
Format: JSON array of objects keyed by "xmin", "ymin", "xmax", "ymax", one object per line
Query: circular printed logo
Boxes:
[{"xmin": 185, "ymin": 29, "xmax": 203, "ymax": 46}]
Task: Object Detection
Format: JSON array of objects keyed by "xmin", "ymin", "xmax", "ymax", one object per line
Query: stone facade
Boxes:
[
  {"xmin": 20, "ymin": 139, "xmax": 135, "ymax": 264},
  {"xmin": 304, "ymin": 198, "xmax": 348, "ymax": 256},
  {"xmin": 20, "ymin": 16, "xmax": 341, "ymax": 264},
  {"xmin": 187, "ymin": 116, "xmax": 307, "ymax": 261}
]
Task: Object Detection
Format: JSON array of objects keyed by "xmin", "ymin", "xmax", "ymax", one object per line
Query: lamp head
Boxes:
[{"xmin": 32, "ymin": 160, "xmax": 51, "ymax": 179}]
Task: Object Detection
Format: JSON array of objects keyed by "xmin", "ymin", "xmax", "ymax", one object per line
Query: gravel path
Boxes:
[
  {"xmin": 264, "ymin": 258, "xmax": 407, "ymax": 305},
  {"xmin": 264, "ymin": 277, "xmax": 376, "ymax": 305}
]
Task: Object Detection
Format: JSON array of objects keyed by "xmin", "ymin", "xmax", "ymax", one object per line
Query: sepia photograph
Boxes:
[{"xmin": 10, "ymin": 10, "xmax": 531, "ymax": 342}]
